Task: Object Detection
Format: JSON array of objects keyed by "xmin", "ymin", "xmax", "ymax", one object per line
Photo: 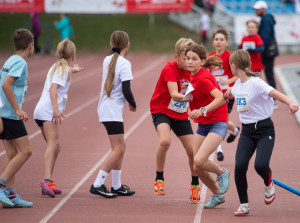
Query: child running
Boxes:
[
  {"xmin": 0, "ymin": 29, "xmax": 34, "ymax": 208},
  {"xmin": 224, "ymin": 49, "xmax": 299, "ymax": 216},
  {"xmin": 33, "ymin": 39, "xmax": 83, "ymax": 198},
  {"xmin": 186, "ymin": 44, "xmax": 230, "ymax": 209},
  {"xmin": 208, "ymin": 28, "xmax": 240, "ymax": 162},
  {"xmin": 90, "ymin": 30, "xmax": 136, "ymax": 198},
  {"xmin": 150, "ymin": 38, "xmax": 200, "ymax": 204}
]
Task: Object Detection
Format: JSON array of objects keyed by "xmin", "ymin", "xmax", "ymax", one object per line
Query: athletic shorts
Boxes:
[
  {"xmin": 0, "ymin": 118, "xmax": 28, "ymax": 140},
  {"xmin": 35, "ymin": 119, "xmax": 47, "ymax": 127},
  {"xmin": 196, "ymin": 122, "xmax": 228, "ymax": 139},
  {"xmin": 102, "ymin": 122, "xmax": 124, "ymax": 135},
  {"xmin": 227, "ymin": 98, "xmax": 235, "ymax": 114},
  {"xmin": 151, "ymin": 113, "xmax": 193, "ymax": 137}
]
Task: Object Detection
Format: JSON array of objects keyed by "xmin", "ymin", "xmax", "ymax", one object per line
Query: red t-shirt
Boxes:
[
  {"xmin": 208, "ymin": 51, "xmax": 234, "ymax": 94},
  {"xmin": 189, "ymin": 68, "xmax": 228, "ymax": 124},
  {"xmin": 150, "ymin": 61, "xmax": 190, "ymax": 120},
  {"xmin": 240, "ymin": 34, "xmax": 265, "ymax": 72}
]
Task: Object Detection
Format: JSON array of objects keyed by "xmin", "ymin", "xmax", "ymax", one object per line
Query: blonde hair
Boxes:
[
  {"xmin": 229, "ymin": 50, "xmax": 260, "ymax": 77},
  {"xmin": 175, "ymin": 38, "xmax": 195, "ymax": 55},
  {"xmin": 49, "ymin": 39, "xmax": 76, "ymax": 82},
  {"xmin": 186, "ymin": 44, "xmax": 223, "ymax": 69},
  {"xmin": 104, "ymin": 30, "xmax": 129, "ymax": 97},
  {"xmin": 246, "ymin": 19, "xmax": 259, "ymax": 29},
  {"xmin": 212, "ymin": 27, "xmax": 230, "ymax": 41}
]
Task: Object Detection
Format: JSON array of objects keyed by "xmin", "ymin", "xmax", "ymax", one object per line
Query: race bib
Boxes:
[
  {"xmin": 168, "ymin": 99, "xmax": 188, "ymax": 113},
  {"xmin": 215, "ymin": 76, "xmax": 229, "ymax": 90},
  {"xmin": 62, "ymin": 94, "xmax": 68, "ymax": 111},
  {"xmin": 236, "ymin": 94, "xmax": 252, "ymax": 112},
  {"xmin": 242, "ymin": 41, "xmax": 256, "ymax": 50},
  {"xmin": 21, "ymin": 86, "xmax": 28, "ymax": 103}
]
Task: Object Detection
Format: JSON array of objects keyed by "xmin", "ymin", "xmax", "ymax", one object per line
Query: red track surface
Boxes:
[{"xmin": 0, "ymin": 53, "xmax": 299, "ymax": 223}]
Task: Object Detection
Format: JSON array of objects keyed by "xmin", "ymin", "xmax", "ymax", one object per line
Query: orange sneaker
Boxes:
[
  {"xmin": 154, "ymin": 180, "xmax": 165, "ymax": 195},
  {"xmin": 190, "ymin": 185, "xmax": 200, "ymax": 204}
]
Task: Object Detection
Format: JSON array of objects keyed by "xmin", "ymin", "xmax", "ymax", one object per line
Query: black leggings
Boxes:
[{"xmin": 235, "ymin": 118, "xmax": 275, "ymax": 204}]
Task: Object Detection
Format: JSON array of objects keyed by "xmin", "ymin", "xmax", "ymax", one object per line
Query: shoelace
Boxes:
[
  {"xmin": 190, "ymin": 187, "xmax": 199, "ymax": 198},
  {"xmin": 48, "ymin": 181, "xmax": 57, "ymax": 191}
]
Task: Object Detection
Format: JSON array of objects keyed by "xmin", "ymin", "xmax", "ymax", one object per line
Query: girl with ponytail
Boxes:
[
  {"xmin": 91, "ymin": 30, "xmax": 136, "ymax": 198},
  {"xmin": 224, "ymin": 49, "xmax": 298, "ymax": 216},
  {"xmin": 185, "ymin": 44, "xmax": 230, "ymax": 209},
  {"xmin": 33, "ymin": 39, "xmax": 83, "ymax": 198}
]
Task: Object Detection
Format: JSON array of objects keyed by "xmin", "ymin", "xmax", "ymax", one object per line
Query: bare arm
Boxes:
[
  {"xmin": 2, "ymin": 76, "xmax": 28, "ymax": 121},
  {"xmin": 50, "ymin": 83, "xmax": 65, "ymax": 124},
  {"xmin": 224, "ymin": 87, "xmax": 233, "ymax": 99},
  {"xmin": 269, "ymin": 89, "xmax": 299, "ymax": 113},
  {"xmin": 167, "ymin": 81, "xmax": 186, "ymax": 102},
  {"xmin": 220, "ymin": 76, "xmax": 238, "ymax": 85}
]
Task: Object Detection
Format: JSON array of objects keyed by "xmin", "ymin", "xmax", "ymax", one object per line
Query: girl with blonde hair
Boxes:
[
  {"xmin": 90, "ymin": 30, "xmax": 136, "ymax": 198},
  {"xmin": 34, "ymin": 39, "xmax": 83, "ymax": 198}
]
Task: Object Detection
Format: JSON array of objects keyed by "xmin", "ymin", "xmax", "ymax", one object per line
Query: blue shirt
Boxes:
[
  {"xmin": 55, "ymin": 17, "xmax": 74, "ymax": 39},
  {"xmin": 0, "ymin": 55, "xmax": 28, "ymax": 120},
  {"xmin": 258, "ymin": 13, "xmax": 276, "ymax": 49}
]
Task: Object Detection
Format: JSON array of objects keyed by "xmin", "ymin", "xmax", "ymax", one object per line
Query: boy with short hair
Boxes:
[{"xmin": 0, "ymin": 29, "xmax": 34, "ymax": 208}]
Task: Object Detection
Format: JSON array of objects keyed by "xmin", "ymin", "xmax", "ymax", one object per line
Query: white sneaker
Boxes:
[
  {"xmin": 234, "ymin": 203, "xmax": 250, "ymax": 216},
  {"xmin": 264, "ymin": 181, "xmax": 275, "ymax": 204}
]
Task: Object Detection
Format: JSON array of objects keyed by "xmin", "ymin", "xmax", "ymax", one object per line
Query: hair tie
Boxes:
[
  {"xmin": 112, "ymin": 47, "xmax": 121, "ymax": 55},
  {"xmin": 245, "ymin": 68, "xmax": 249, "ymax": 71}
]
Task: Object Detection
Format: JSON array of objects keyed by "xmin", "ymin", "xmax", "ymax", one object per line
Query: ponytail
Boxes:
[
  {"xmin": 48, "ymin": 57, "xmax": 71, "ymax": 81},
  {"xmin": 104, "ymin": 52, "xmax": 119, "ymax": 97},
  {"xmin": 203, "ymin": 56, "xmax": 223, "ymax": 69}
]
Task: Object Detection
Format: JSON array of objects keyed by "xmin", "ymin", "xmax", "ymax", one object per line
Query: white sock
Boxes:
[
  {"xmin": 232, "ymin": 127, "xmax": 239, "ymax": 136},
  {"xmin": 112, "ymin": 169, "xmax": 122, "ymax": 190},
  {"xmin": 93, "ymin": 170, "xmax": 108, "ymax": 188},
  {"xmin": 217, "ymin": 145, "xmax": 223, "ymax": 153}
]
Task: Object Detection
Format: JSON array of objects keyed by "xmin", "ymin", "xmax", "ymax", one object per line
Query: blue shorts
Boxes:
[{"xmin": 196, "ymin": 122, "xmax": 228, "ymax": 139}]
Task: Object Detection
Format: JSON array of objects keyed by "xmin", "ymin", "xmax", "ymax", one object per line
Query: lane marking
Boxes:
[
  {"xmin": 134, "ymin": 55, "xmax": 167, "ymax": 78},
  {"xmin": 39, "ymin": 110, "xmax": 150, "ymax": 223},
  {"xmin": 193, "ymin": 153, "xmax": 214, "ymax": 223}
]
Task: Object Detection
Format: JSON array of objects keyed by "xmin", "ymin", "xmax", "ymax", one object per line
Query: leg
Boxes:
[
  {"xmin": 2, "ymin": 140, "xmax": 18, "ymax": 188},
  {"xmin": 262, "ymin": 54, "xmax": 276, "ymax": 89},
  {"xmin": 178, "ymin": 134, "xmax": 197, "ymax": 176},
  {"xmin": 155, "ymin": 123, "xmax": 171, "ymax": 172}
]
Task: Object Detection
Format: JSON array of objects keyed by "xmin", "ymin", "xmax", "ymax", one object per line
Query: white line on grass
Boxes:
[{"xmin": 39, "ymin": 110, "xmax": 150, "ymax": 223}]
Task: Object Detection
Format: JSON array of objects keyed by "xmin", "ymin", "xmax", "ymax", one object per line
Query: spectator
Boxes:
[
  {"xmin": 200, "ymin": 9, "xmax": 211, "ymax": 46},
  {"xmin": 54, "ymin": 13, "xmax": 74, "ymax": 40},
  {"xmin": 203, "ymin": 0, "xmax": 219, "ymax": 14},
  {"xmin": 31, "ymin": 11, "xmax": 41, "ymax": 54}
]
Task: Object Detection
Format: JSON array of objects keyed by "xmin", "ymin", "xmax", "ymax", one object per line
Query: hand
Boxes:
[
  {"xmin": 189, "ymin": 109, "xmax": 203, "ymax": 119},
  {"xmin": 129, "ymin": 104, "xmax": 136, "ymax": 112},
  {"xmin": 220, "ymin": 79, "xmax": 229, "ymax": 85},
  {"xmin": 16, "ymin": 109, "xmax": 28, "ymax": 121},
  {"xmin": 71, "ymin": 64, "xmax": 84, "ymax": 73},
  {"xmin": 289, "ymin": 103, "xmax": 299, "ymax": 114},
  {"xmin": 52, "ymin": 109, "xmax": 65, "ymax": 125}
]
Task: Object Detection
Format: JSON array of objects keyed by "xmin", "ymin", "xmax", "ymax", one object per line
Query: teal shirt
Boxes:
[
  {"xmin": 0, "ymin": 55, "xmax": 28, "ymax": 120},
  {"xmin": 55, "ymin": 17, "xmax": 74, "ymax": 39}
]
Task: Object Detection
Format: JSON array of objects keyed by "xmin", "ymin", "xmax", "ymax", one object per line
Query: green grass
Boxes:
[{"xmin": 0, "ymin": 13, "xmax": 200, "ymax": 53}]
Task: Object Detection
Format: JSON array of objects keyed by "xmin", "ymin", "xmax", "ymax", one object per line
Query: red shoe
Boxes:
[
  {"xmin": 190, "ymin": 185, "xmax": 200, "ymax": 204},
  {"xmin": 154, "ymin": 180, "xmax": 165, "ymax": 195}
]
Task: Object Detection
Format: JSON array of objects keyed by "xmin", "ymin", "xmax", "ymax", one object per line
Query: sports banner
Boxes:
[{"xmin": 0, "ymin": 0, "xmax": 44, "ymax": 12}]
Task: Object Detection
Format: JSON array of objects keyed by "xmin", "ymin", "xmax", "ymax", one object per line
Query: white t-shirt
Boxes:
[
  {"xmin": 200, "ymin": 13, "xmax": 210, "ymax": 31},
  {"xmin": 33, "ymin": 64, "xmax": 71, "ymax": 121},
  {"xmin": 97, "ymin": 54, "xmax": 133, "ymax": 122},
  {"xmin": 231, "ymin": 76, "xmax": 274, "ymax": 124}
]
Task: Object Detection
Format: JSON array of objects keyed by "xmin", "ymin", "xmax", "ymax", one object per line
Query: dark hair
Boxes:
[
  {"xmin": 13, "ymin": 29, "xmax": 34, "ymax": 51},
  {"xmin": 186, "ymin": 44, "xmax": 223, "ymax": 69},
  {"xmin": 212, "ymin": 27, "xmax": 230, "ymax": 41}
]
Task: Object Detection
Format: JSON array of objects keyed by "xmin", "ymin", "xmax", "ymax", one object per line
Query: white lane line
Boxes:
[
  {"xmin": 193, "ymin": 153, "xmax": 214, "ymax": 223},
  {"xmin": 134, "ymin": 55, "xmax": 167, "ymax": 78},
  {"xmin": 39, "ymin": 110, "xmax": 150, "ymax": 223}
]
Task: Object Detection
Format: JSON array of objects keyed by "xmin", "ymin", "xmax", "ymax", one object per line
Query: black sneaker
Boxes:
[
  {"xmin": 217, "ymin": 152, "xmax": 224, "ymax": 161},
  {"xmin": 90, "ymin": 184, "xmax": 117, "ymax": 198},
  {"xmin": 111, "ymin": 185, "xmax": 135, "ymax": 196},
  {"xmin": 226, "ymin": 126, "xmax": 240, "ymax": 143}
]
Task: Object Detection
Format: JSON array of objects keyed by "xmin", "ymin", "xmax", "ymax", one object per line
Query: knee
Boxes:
[
  {"xmin": 254, "ymin": 163, "xmax": 268, "ymax": 174},
  {"xmin": 193, "ymin": 158, "xmax": 205, "ymax": 172},
  {"xmin": 22, "ymin": 147, "xmax": 32, "ymax": 160},
  {"xmin": 158, "ymin": 138, "xmax": 171, "ymax": 150},
  {"xmin": 235, "ymin": 162, "xmax": 248, "ymax": 175}
]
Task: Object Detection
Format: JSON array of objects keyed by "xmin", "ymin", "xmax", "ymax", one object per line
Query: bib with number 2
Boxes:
[
  {"xmin": 236, "ymin": 94, "xmax": 252, "ymax": 112},
  {"xmin": 168, "ymin": 99, "xmax": 188, "ymax": 113}
]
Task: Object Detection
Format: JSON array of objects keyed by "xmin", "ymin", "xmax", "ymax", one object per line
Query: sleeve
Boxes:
[
  {"xmin": 163, "ymin": 64, "xmax": 178, "ymax": 83},
  {"xmin": 231, "ymin": 81, "xmax": 239, "ymax": 97},
  {"xmin": 122, "ymin": 80, "xmax": 136, "ymax": 108},
  {"xmin": 119, "ymin": 61, "xmax": 133, "ymax": 82},
  {"xmin": 256, "ymin": 78, "xmax": 274, "ymax": 100},
  {"xmin": 8, "ymin": 60, "xmax": 26, "ymax": 78},
  {"xmin": 51, "ymin": 67, "xmax": 69, "ymax": 87},
  {"xmin": 55, "ymin": 18, "xmax": 66, "ymax": 30}
]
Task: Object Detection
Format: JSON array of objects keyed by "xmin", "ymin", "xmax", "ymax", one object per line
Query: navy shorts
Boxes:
[
  {"xmin": 196, "ymin": 122, "xmax": 228, "ymax": 139},
  {"xmin": 0, "ymin": 118, "xmax": 28, "ymax": 140}
]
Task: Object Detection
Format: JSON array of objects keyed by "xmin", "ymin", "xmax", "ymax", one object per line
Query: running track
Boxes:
[{"xmin": 0, "ymin": 53, "xmax": 299, "ymax": 223}]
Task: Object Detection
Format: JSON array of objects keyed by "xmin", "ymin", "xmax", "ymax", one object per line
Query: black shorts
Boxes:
[
  {"xmin": 35, "ymin": 119, "xmax": 47, "ymax": 127},
  {"xmin": 102, "ymin": 122, "xmax": 124, "ymax": 135},
  {"xmin": 227, "ymin": 98, "xmax": 235, "ymax": 114},
  {"xmin": 151, "ymin": 113, "xmax": 193, "ymax": 137},
  {"xmin": 0, "ymin": 118, "xmax": 28, "ymax": 140}
]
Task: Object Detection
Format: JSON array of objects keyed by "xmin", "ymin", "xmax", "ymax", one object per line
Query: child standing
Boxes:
[
  {"xmin": 240, "ymin": 19, "xmax": 264, "ymax": 73},
  {"xmin": 150, "ymin": 38, "xmax": 200, "ymax": 204},
  {"xmin": 33, "ymin": 39, "xmax": 83, "ymax": 198},
  {"xmin": 0, "ymin": 29, "xmax": 34, "ymax": 208},
  {"xmin": 186, "ymin": 44, "xmax": 230, "ymax": 209},
  {"xmin": 224, "ymin": 49, "xmax": 298, "ymax": 216},
  {"xmin": 90, "ymin": 30, "xmax": 136, "ymax": 198},
  {"xmin": 208, "ymin": 28, "xmax": 240, "ymax": 161}
]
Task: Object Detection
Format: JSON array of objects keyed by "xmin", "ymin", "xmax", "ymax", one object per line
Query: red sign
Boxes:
[
  {"xmin": 127, "ymin": 0, "xmax": 194, "ymax": 13},
  {"xmin": 0, "ymin": 0, "xmax": 44, "ymax": 13}
]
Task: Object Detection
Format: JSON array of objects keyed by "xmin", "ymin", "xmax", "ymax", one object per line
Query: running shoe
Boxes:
[
  {"xmin": 190, "ymin": 185, "xmax": 200, "ymax": 204},
  {"xmin": 217, "ymin": 151, "xmax": 224, "ymax": 161},
  {"xmin": 154, "ymin": 180, "xmax": 165, "ymax": 195},
  {"xmin": 264, "ymin": 180, "xmax": 275, "ymax": 204},
  {"xmin": 204, "ymin": 194, "xmax": 225, "ymax": 209},
  {"xmin": 90, "ymin": 184, "xmax": 117, "ymax": 198},
  {"xmin": 234, "ymin": 203, "xmax": 250, "ymax": 216},
  {"xmin": 226, "ymin": 126, "xmax": 240, "ymax": 143},
  {"xmin": 41, "ymin": 180, "xmax": 62, "ymax": 195},
  {"xmin": 3, "ymin": 194, "xmax": 33, "ymax": 208},
  {"xmin": 0, "ymin": 188, "xmax": 14, "ymax": 207},
  {"xmin": 111, "ymin": 185, "xmax": 135, "ymax": 196},
  {"xmin": 217, "ymin": 168, "xmax": 230, "ymax": 195},
  {"xmin": 40, "ymin": 179, "xmax": 55, "ymax": 198}
]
